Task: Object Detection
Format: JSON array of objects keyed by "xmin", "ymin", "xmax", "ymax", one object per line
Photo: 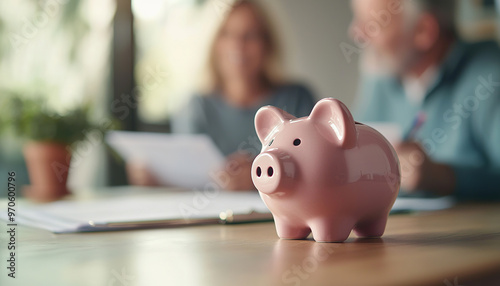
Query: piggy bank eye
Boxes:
[
  {"xmin": 293, "ymin": 138, "xmax": 301, "ymax": 146},
  {"xmin": 268, "ymin": 138, "xmax": 274, "ymax": 147}
]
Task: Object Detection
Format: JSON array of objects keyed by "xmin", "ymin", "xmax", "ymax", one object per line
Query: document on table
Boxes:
[
  {"xmin": 0, "ymin": 185, "xmax": 455, "ymax": 234},
  {"xmin": 106, "ymin": 131, "xmax": 225, "ymax": 189},
  {"xmin": 391, "ymin": 196, "xmax": 456, "ymax": 213},
  {"xmin": 2, "ymin": 189, "xmax": 271, "ymax": 233}
]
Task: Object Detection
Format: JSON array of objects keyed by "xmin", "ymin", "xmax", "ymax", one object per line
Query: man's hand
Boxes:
[
  {"xmin": 220, "ymin": 153, "xmax": 256, "ymax": 191},
  {"xmin": 395, "ymin": 142, "xmax": 455, "ymax": 196}
]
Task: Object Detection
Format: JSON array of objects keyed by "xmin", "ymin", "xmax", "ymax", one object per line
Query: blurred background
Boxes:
[{"xmin": 0, "ymin": 0, "xmax": 499, "ymax": 196}]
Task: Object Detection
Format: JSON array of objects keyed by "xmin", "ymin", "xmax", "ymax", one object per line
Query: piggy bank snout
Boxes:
[{"xmin": 252, "ymin": 153, "xmax": 282, "ymax": 194}]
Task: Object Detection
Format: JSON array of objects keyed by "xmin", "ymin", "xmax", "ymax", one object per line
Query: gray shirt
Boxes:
[{"xmin": 172, "ymin": 83, "xmax": 316, "ymax": 156}]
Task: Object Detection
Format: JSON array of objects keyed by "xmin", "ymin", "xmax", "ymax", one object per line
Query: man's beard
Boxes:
[{"xmin": 360, "ymin": 44, "xmax": 418, "ymax": 78}]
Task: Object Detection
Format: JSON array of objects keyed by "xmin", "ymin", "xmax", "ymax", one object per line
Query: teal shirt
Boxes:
[
  {"xmin": 172, "ymin": 83, "xmax": 316, "ymax": 156},
  {"xmin": 355, "ymin": 40, "xmax": 500, "ymax": 200}
]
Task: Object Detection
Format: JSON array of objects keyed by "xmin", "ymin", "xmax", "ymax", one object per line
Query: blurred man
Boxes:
[{"xmin": 351, "ymin": 0, "xmax": 500, "ymax": 199}]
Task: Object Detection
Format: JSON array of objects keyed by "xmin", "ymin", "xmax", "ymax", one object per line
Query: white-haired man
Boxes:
[{"xmin": 351, "ymin": 0, "xmax": 500, "ymax": 200}]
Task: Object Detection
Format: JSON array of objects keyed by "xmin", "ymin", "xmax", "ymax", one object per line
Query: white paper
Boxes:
[
  {"xmin": 2, "ymin": 189, "xmax": 269, "ymax": 233},
  {"xmin": 391, "ymin": 196, "xmax": 456, "ymax": 213},
  {"xmin": 106, "ymin": 131, "xmax": 225, "ymax": 189}
]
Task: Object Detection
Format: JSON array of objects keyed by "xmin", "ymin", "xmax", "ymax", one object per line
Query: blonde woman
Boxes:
[{"xmin": 129, "ymin": 0, "xmax": 316, "ymax": 190}]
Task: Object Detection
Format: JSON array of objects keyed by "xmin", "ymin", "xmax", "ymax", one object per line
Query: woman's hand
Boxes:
[
  {"xmin": 219, "ymin": 153, "xmax": 256, "ymax": 191},
  {"xmin": 395, "ymin": 142, "xmax": 455, "ymax": 196},
  {"xmin": 126, "ymin": 160, "xmax": 161, "ymax": 187}
]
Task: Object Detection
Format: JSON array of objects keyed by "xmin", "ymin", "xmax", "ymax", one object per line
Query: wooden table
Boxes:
[{"xmin": 1, "ymin": 202, "xmax": 500, "ymax": 286}]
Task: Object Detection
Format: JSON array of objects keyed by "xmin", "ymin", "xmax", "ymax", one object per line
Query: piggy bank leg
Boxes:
[
  {"xmin": 309, "ymin": 218, "xmax": 355, "ymax": 243},
  {"xmin": 353, "ymin": 215, "xmax": 388, "ymax": 238},
  {"xmin": 274, "ymin": 219, "xmax": 311, "ymax": 240}
]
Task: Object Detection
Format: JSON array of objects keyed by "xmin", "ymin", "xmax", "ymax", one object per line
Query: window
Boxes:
[
  {"xmin": 0, "ymin": 0, "xmax": 115, "ymax": 190},
  {"xmin": 132, "ymin": 0, "xmax": 235, "ymax": 124}
]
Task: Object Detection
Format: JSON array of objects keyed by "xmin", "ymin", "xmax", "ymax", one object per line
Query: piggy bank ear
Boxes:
[
  {"xmin": 309, "ymin": 98, "xmax": 357, "ymax": 148},
  {"xmin": 255, "ymin": 106, "xmax": 296, "ymax": 143}
]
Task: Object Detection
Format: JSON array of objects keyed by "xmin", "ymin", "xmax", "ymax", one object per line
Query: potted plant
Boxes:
[{"xmin": 0, "ymin": 93, "xmax": 108, "ymax": 201}]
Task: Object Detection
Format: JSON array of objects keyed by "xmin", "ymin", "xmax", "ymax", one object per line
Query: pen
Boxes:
[
  {"xmin": 403, "ymin": 111, "xmax": 426, "ymax": 141},
  {"xmin": 87, "ymin": 210, "xmax": 273, "ymax": 230}
]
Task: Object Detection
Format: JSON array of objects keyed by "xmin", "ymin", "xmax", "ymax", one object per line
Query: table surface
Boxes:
[{"xmin": 1, "ymin": 199, "xmax": 500, "ymax": 286}]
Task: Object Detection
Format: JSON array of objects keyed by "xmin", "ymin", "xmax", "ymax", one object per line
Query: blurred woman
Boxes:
[{"xmin": 128, "ymin": 0, "xmax": 316, "ymax": 190}]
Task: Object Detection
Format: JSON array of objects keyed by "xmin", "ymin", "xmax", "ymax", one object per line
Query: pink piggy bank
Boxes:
[{"xmin": 251, "ymin": 98, "xmax": 400, "ymax": 242}]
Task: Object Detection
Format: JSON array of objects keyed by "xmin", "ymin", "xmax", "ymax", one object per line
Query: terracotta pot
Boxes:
[{"xmin": 23, "ymin": 142, "xmax": 72, "ymax": 202}]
